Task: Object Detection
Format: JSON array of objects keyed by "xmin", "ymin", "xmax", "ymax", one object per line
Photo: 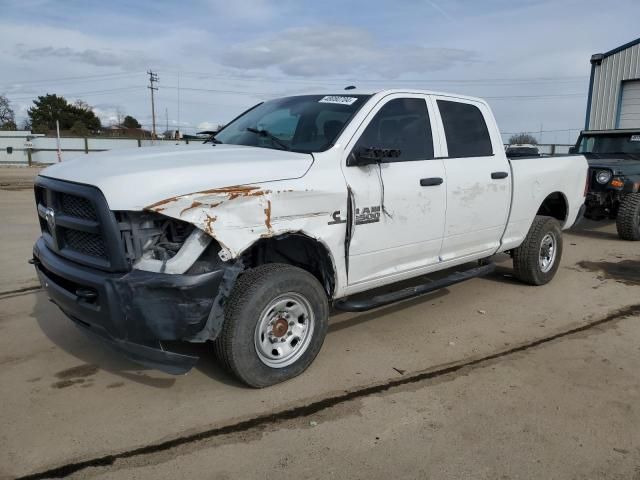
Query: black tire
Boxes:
[
  {"xmin": 616, "ymin": 193, "xmax": 640, "ymax": 241},
  {"xmin": 214, "ymin": 263, "xmax": 329, "ymax": 388},
  {"xmin": 512, "ymin": 215, "xmax": 563, "ymax": 286}
]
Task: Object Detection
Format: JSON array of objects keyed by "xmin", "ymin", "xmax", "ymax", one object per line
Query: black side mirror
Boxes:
[
  {"xmin": 347, "ymin": 146, "xmax": 401, "ymax": 167},
  {"xmin": 568, "ymin": 146, "xmax": 577, "ymax": 154}
]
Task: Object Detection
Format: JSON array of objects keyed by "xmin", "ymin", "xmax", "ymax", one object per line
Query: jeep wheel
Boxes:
[
  {"xmin": 512, "ymin": 215, "xmax": 563, "ymax": 286},
  {"xmin": 214, "ymin": 263, "xmax": 329, "ymax": 388},
  {"xmin": 616, "ymin": 193, "xmax": 640, "ymax": 241}
]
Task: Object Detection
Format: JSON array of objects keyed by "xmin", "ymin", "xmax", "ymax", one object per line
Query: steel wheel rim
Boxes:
[
  {"xmin": 254, "ymin": 292, "xmax": 315, "ymax": 368},
  {"xmin": 539, "ymin": 232, "xmax": 557, "ymax": 273}
]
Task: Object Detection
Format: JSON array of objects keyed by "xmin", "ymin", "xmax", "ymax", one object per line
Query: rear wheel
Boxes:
[
  {"xmin": 616, "ymin": 193, "xmax": 640, "ymax": 241},
  {"xmin": 214, "ymin": 263, "xmax": 329, "ymax": 388},
  {"xmin": 512, "ymin": 215, "xmax": 563, "ymax": 286}
]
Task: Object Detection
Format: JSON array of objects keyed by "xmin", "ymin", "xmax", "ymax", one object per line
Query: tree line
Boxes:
[{"xmin": 0, "ymin": 94, "xmax": 141, "ymax": 136}]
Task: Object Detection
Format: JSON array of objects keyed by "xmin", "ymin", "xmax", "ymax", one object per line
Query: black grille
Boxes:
[
  {"xmin": 60, "ymin": 193, "xmax": 97, "ymax": 220},
  {"xmin": 62, "ymin": 229, "xmax": 107, "ymax": 258},
  {"xmin": 34, "ymin": 177, "xmax": 128, "ymax": 272},
  {"xmin": 35, "ymin": 185, "xmax": 47, "ymax": 207}
]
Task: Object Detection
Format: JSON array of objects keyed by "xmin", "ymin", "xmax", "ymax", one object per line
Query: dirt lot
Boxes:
[{"xmin": 1, "ymin": 166, "xmax": 639, "ymax": 479}]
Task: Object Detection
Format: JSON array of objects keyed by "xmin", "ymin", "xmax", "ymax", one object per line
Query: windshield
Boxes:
[
  {"xmin": 578, "ymin": 133, "xmax": 640, "ymax": 154},
  {"xmin": 214, "ymin": 94, "xmax": 371, "ymax": 153}
]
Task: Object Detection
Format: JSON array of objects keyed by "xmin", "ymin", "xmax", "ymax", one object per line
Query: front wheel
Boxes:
[
  {"xmin": 512, "ymin": 215, "xmax": 563, "ymax": 286},
  {"xmin": 214, "ymin": 263, "xmax": 329, "ymax": 388},
  {"xmin": 616, "ymin": 193, "xmax": 640, "ymax": 241}
]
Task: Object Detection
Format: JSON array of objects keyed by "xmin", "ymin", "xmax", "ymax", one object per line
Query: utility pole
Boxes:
[
  {"xmin": 147, "ymin": 70, "xmax": 159, "ymax": 139},
  {"xmin": 56, "ymin": 120, "xmax": 62, "ymax": 162},
  {"xmin": 165, "ymin": 107, "xmax": 169, "ymax": 138},
  {"xmin": 177, "ymin": 71, "xmax": 181, "ymax": 139}
]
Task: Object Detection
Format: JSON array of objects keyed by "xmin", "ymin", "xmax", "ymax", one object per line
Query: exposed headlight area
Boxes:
[
  {"xmin": 116, "ymin": 211, "xmax": 214, "ymax": 274},
  {"xmin": 595, "ymin": 170, "xmax": 613, "ymax": 185}
]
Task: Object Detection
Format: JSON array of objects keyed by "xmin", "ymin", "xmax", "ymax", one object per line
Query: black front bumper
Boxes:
[{"xmin": 33, "ymin": 237, "xmax": 224, "ymax": 374}]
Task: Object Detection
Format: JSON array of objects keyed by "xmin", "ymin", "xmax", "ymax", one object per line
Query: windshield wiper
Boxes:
[
  {"xmin": 198, "ymin": 130, "xmax": 223, "ymax": 144},
  {"xmin": 246, "ymin": 127, "xmax": 289, "ymax": 151}
]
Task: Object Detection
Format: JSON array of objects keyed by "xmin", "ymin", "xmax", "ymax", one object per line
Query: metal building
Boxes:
[{"xmin": 585, "ymin": 37, "xmax": 640, "ymax": 130}]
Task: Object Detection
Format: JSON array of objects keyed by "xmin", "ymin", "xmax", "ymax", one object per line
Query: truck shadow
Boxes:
[
  {"xmin": 568, "ymin": 219, "xmax": 619, "ymax": 241},
  {"xmin": 481, "ymin": 266, "xmax": 523, "ymax": 285},
  {"xmin": 328, "ymin": 289, "xmax": 450, "ymax": 334},
  {"xmin": 31, "ymin": 291, "xmax": 244, "ymax": 389}
]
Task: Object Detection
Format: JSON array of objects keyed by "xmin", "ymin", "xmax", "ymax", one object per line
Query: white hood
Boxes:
[{"xmin": 40, "ymin": 144, "xmax": 314, "ymax": 210}]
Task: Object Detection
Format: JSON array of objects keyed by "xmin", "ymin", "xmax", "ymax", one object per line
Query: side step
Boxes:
[{"xmin": 334, "ymin": 262, "xmax": 496, "ymax": 312}]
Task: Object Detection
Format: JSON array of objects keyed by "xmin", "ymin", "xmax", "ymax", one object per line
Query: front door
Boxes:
[{"xmin": 340, "ymin": 94, "xmax": 447, "ymax": 287}]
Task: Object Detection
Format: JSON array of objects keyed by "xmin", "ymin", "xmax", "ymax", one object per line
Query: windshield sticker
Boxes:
[
  {"xmin": 631, "ymin": 135, "xmax": 640, "ymax": 142},
  {"xmin": 319, "ymin": 96, "xmax": 358, "ymax": 106}
]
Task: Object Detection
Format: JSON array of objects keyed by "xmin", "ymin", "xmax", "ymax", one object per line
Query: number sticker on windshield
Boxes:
[
  {"xmin": 319, "ymin": 96, "xmax": 358, "ymax": 106},
  {"xmin": 631, "ymin": 135, "xmax": 640, "ymax": 142}
]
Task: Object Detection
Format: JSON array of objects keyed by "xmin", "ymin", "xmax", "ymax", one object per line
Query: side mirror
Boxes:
[
  {"xmin": 568, "ymin": 146, "xmax": 577, "ymax": 154},
  {"xmin": 347, "ymin": 146, "xmax": 401, "ymax": 167}
]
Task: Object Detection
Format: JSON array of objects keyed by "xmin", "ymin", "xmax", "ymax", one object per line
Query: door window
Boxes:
[
  {"xmin": 354, "ymin": 98, "xmax": 434, "ymax": 162},
  {"xmin": 437, "ymin": 100, "xmax": 493, "ymax": 158}
]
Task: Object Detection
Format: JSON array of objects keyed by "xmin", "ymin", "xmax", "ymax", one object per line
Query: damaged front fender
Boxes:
[{"xmin": 145, "ymin": 182, "xmax": 346, "ymax": 276}]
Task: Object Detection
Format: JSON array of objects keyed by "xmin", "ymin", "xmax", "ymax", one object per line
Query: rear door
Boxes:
[{"xmin": 431, "ymin": 96, "xmax": 511, "ymax": 261}]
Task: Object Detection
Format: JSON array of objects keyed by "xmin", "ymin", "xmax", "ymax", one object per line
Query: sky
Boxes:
[{"xmin": 1, "ymin": 0, "xmax": 639, "ymax": 144}]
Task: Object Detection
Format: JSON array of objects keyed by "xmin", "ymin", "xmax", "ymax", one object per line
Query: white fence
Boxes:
[
  {"xmin": 0, "ymin": 135, "xmax": 201, "ymax": 165},
  {"xmin": 1, "ymin": 133, "xmax": 576, "ymax": 165},
  {"xmin": 533, "ymin": 144, "xmax": 573, "ymax": 155}
]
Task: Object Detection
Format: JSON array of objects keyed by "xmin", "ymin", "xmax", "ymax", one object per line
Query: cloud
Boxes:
[
  {"xmin": 220, "ymin": 26, "xmax": 478, "ymax": 77},
  {"xmin": 203, "ymin": 0, "xmax": 277, "ymax": 22},
  {"xmin": 16, "ymin": 45, "xmax": 152, "ymax": 70}
]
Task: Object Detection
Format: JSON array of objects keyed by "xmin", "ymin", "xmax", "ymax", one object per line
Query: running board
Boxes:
[{"xmin": 334, "ymin": 263, "xmax": 496, "ymax": 312}]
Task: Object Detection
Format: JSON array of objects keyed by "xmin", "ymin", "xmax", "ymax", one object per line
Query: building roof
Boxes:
[{"xmin": 592, "ymin": 37, "xmax": 640, "ymax": 64}]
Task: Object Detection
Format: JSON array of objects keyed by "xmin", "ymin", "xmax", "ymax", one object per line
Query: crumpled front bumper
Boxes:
[{"xmin": 33, "ymin": 237, "xmax": 224, "ymax": 374}]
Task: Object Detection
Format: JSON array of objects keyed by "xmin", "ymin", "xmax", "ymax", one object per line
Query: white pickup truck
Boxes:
[{"xmin": 32, "ymin": 89, "xmax": 588, "ymax": 387}]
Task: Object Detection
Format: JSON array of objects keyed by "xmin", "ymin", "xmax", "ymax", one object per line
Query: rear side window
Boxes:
[
  {"xmin": 354, "ymin": 98, "xmax": 434, "ymax": 162},
  {"xmin": 437, "ymin": 100, "xmax": 493, "ymax": 157}
]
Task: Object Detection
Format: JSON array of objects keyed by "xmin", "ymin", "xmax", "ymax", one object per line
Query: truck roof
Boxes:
[{"xmin": 289, "ymin": 88, "xmax": 489, "ymax": 105}]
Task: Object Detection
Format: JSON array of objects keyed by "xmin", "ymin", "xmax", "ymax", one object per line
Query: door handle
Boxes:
[
  {"xmin": 491, "ymin": 171, "xmax": 509, "ymax": 179},
  {"xmin": 420, "ymin": 177, "xmax": 443, "ymax": 187}
]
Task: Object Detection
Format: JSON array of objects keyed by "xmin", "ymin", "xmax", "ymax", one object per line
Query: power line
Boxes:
[
  {"xmin": 6, "ymin": 86, "xmax": 143, "ymax": 101},
  {"xmin": 161, "ymin": 85, "xmax": 269, "ymax": 96},
  {"xmin": 502, "ymin": 127, "xmax": 582, "ymax": 135},
  {"xmin": 0, "ymin": 72, "xmax": 142, "ymax": 89},
  {"xmin": 161, "ymin": 85, "xmax": 586, "ymax": 101},
  {"xmin": 484, "ymin": 93, "xmax": 586, "ymax": 100},
  {"xmin": 162, "ymin": 69, "xmax": 588, "ymax": 86}
]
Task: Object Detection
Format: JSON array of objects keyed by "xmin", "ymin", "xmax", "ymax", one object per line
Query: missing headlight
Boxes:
[{"xmin": 116, "ymin": 211, "xmax": 195, "ymax": 265}]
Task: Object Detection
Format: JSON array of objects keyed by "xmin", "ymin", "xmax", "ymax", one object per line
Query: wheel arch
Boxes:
[
  {"xmin": 240, "ymin": 232, "xmax": 337, "ymax": 298},
  {"xmin": 536, "ymin": 191, "xmax": 569, "ymax": 225}
]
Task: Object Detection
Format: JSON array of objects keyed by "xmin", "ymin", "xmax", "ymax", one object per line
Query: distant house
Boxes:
[{"xmin": 102, "ymin": 125, "xmax": 153, "ymax": 139}]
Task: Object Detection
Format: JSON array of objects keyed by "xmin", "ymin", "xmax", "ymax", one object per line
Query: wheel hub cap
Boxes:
[
  {"xmin": 272, "ymin": 318, "xmax": 289, "ymax": 338},
  {"xmin": 254, "ymin": 293, "xmax": 315, "ymax": 369},
  {"xmin": 539, "ymin": 232, "xmax": 557, "ymax": 273}
]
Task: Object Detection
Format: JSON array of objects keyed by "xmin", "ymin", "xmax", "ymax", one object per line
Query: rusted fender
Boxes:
[{"xmin": 145, "ymin": 181, "xmax": 346, "ymax": 261}]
